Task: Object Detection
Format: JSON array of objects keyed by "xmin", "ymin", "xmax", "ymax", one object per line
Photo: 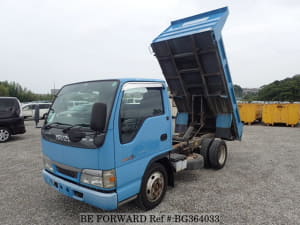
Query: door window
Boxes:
[{"xmin": 120, "ymin": 84, "xmax": 164, "ymax": 144}]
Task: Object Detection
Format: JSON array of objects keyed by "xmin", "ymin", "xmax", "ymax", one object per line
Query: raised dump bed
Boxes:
[
  {"xmin": 238, "ymin": 103, "xmax": 263, "ymax": 125},
  {"xmin": 262, "ymin": 103, "xmax": 300, "ymax": 127},
  {"xmin": 151, "ymin": 7, "xmax": 243, "ymax": 140}
]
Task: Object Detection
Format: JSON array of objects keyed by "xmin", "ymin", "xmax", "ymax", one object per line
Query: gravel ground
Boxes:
[{"xmin": 0, "ymin": 121, "xmax": 299, "ymax": 225}]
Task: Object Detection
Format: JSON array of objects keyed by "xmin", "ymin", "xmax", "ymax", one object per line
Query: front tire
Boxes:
[
  {"xmin": 136, "ymin": 163, "xmax": 168, "ymax": 210},
  {"xmin": 0, "ymin": 127, "xmax": 11, "ymax": 142}
]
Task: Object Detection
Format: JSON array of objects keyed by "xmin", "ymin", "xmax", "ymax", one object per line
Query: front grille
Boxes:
[{"xmin": 56, "ymin": 166, "xmax": 78, "ymax": 178}]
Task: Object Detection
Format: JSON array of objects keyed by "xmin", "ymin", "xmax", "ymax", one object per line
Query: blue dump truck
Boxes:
[{"xmin": 41, "ymin": 7, "xmax": 243, "ymax": 210}]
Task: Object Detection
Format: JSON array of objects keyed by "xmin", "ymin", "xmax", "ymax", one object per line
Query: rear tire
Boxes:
[
  {"xmin": 200, "ymin": 138, "xmax": 213, "ymax": 168},
  {"xmin": 208, "ymin": 139, "xmax": 227, "ymax": 170},
  {"xmin": 136, "ymin": 163, "xmax": 168, "ymax": 210},
  {"xmin": 0, "ymin": 127, "xmax": 11, "ymax": 142}
]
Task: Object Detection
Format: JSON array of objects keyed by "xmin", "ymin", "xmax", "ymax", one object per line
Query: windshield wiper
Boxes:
[
  {"xmin": 62, "ymin": 123, "xmax": 90, "ymax": 133},
  {"xmin": 44, "ymin": 122, "xmax": 72, "ymax": 130}
]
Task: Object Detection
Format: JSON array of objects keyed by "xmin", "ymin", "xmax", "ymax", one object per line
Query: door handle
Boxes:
[{"xmin": 160, "ymin": 133, "xmax": 167, "ymax": 141}]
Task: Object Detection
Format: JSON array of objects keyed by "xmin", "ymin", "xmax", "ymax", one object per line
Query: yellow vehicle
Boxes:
[
  {"xmin": 238, "ymin": 103, "xmax": 263, "ymax": 125},
  {"xmin": 262, "ymin": 104, "xmax": 299, "ymax": 127}
]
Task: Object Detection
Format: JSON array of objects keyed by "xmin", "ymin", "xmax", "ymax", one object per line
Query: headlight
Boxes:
[
  {"xmin": 43, "ymin": 156, "xmax": 54, "ymax": 172},
  {"xmin": 80, "ymin": 169, "xmax": 116, "ymax": 189},
  {"xmin": 80, "ymin": 169, "xmax": 103, "ymax": 187}
]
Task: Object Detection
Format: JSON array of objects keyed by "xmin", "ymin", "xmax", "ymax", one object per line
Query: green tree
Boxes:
[
  {"xmin": 234, "ymin": 84, "xmax": 243, "ymax": 98},
  {"xmin": 256, "ymin": 75, "xmax": 300, "ymax": 102},
  {"xmin": 243, "ymin": 92, "xmax": 258, "ymax": 101},
  {"xmin": 0, "ymin": 84, "xmax": 9, "ymax": 96},
  {"xmin": 0, "ymin": 81, "xmax": 54, "ymax": 102}
]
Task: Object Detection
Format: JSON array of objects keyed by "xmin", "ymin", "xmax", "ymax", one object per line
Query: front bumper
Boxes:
[{"xmin": 43, "ymin": 170, "xmax": 118, "ymax": 210}]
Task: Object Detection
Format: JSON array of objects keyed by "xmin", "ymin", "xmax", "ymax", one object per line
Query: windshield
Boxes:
[{"xmin": 46, "ymin": 80, "xmax": 119, "ymax": 127}]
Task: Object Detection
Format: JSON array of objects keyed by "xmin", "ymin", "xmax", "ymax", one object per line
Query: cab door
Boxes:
[{"xmin": 114, "ymin": 82, "xmax": 172, "ymax": 202}]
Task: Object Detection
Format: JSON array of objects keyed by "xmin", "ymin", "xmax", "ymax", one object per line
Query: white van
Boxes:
[{"xmin": 22, "ymin": 103, "xmax": 51, "ymax": 119}]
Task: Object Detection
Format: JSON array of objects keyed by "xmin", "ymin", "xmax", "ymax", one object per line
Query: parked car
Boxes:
[
  {"xmin": 22, "ymin": 103, "xmax": 51, "ymax": 119},
  {"xmin": 0, "ymin": 97, "xmax": 26, "ymax": 142}
]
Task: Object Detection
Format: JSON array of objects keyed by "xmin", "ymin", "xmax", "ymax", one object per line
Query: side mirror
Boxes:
[{"xmin": 90, "ymin": 102, "xmax": 107, "ymax": 132}]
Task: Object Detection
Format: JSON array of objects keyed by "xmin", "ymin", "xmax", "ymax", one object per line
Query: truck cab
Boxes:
[
  {"xmin": 42, "ymin": 79, "xmax": 174, "ymax": 210},
  {"xmin": 41, "ymin": 7, "xmax": 243, "ymax": 211}
]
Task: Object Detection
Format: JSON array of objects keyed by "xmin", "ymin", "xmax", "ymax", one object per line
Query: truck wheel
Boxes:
[
  {"xmin": 0, "ymin": 127, "xmax": 11, "ymax": 142},
  {"xmin": 200, "ymin": 138, "xmax": 213, "ymax": 168},
  {"xmin": 208, "ymin": 140, "xmax": 227, "ymax": 170},
  {"xmin": 136, "ymin": 163, "xmax": 168, "ymax": 210}
]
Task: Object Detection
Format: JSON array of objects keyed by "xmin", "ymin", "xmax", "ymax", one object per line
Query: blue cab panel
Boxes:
[
  {"xmin": 175, "ymin": 112, "xmax": 188, "ymax": 133},
  {"xmin": 151, "ymin": 7, "xmax": 243, "ymax": 140},
  {"xmin": 41, "ymin": 78, "xmax": 173, "ymax": 209}
]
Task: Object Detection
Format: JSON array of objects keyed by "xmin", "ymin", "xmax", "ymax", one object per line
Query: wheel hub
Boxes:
[
  {"xmin": 218, "ymin": 145, "xmax": 226, "ymax": 165},
  {"xmin": 146, "ymin": 171, "xmax": 164, "ymax": 202},
  {"xmin": 0, "ymin": 129, "xmax": 9, "ymax": 142}
]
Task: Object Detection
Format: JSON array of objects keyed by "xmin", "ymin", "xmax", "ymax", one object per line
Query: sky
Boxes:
[{"xmin": 1, "ymin": 0, "xmax": 300, "ymax": 93}]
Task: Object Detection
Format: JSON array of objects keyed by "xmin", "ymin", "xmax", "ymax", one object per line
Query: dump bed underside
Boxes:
[
  {"xmin": 152, "ymin": 31, "xmax": 231, "ymax": 113},
  {"xmin": 152, "ymin": 7, "xmax": 243, "ymax": 140}
]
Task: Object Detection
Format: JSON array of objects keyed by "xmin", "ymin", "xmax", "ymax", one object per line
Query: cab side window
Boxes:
[{"xmin": 120, "ymin": 86, "xmax": 164, "ymax": 144}]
